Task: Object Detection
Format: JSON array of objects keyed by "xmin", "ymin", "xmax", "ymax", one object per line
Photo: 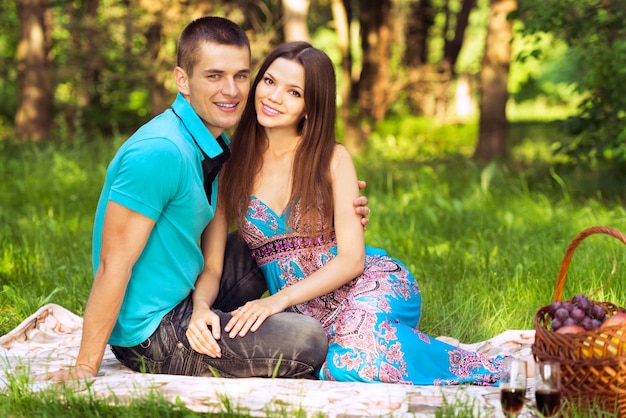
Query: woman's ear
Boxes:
[{"xmin": 174, "ymin": 66, "xmax": 190, "ymax": 95}]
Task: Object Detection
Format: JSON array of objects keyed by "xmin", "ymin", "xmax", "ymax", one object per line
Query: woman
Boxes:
[{"xmin": 217, "ymin": 41, "xmax": 504, "ymax": 385}]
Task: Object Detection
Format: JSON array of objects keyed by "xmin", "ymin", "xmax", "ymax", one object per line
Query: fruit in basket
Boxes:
[
  {"xmin": 556, "ymin": 324, "xmax": 585, "ymax": 334},
  {"xmin": 548, "ymin": 293, "xmax": 607, "ymax": 332},
  {"xmin": 573, "ymin": 293, "xmax": 592, "ymax": 312},
  {"xmin": 591, "ymin": 305, "xmax": 608, "ymax": 320},
  {"xmin": 576, "ymin": 314, "xmax": 626, "ymax": 358},
  {"xmin": 581, "ymin": 330, "xmax": 624, "ymax": 358},
  {"xmin": 600, "ymin": 312, "xmax": 626, "ymax": 329}
]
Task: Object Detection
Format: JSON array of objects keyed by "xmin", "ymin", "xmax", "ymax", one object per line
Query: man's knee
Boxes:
[{"xmin": 273, "ymin": 313, "xmax": 328, "ymax": 368}]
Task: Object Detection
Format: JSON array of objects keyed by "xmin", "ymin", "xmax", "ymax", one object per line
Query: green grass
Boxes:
[
  {"xmin": 359, "ymin": 157, "xmax": 626, "ymax": 341},
  {"xmin": 2, "ymin": 118, "xmax": 626, "ymax": 416},
  {"xmin": 356, "ymin": 118, "xmax": 626, "ymax": 342},
  {"xmin": 0, "ymin": 138, "xmax": 115, "ymax": 330}
]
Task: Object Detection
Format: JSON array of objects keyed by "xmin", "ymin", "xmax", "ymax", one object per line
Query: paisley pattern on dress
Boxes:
[{"xmin": 242, "ymin": 197, "xmax": 503, "ymax": 385}]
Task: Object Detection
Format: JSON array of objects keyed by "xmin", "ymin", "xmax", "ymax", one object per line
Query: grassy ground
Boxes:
[
  {"xmin": 358, "ymin": 117, "xmax": 626, "ymax": 342},
  {"xmin": 2, "ymin": 118, "xmax": 626, "ymax": 416}
]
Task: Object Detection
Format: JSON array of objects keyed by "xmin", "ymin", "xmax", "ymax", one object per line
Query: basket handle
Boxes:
[{"xmin": 554, "ymin": 225, "xmax": 626, "ymax": 301}]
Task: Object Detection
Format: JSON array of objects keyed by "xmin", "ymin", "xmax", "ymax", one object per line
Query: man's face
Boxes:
[{"xmin": 178, "ymin": 42, "xmax": 251, "ymax": 138}]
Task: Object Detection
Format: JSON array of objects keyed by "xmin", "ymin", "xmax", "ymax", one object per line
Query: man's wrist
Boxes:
[{"xmin": 76, "ymin": 362, "xmax": 98, "ymax": 375}]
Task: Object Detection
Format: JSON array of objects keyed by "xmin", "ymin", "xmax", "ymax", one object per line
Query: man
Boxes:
[{"xmin": 47, "ymin": 16, "xmax": 369, "ymax": 381}]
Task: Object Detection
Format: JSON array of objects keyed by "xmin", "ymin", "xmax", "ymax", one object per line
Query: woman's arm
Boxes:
[
  {"xmin": 186, "ymin": 205, "xmax": 229, "ymax": 356},
  {"xmin": 226, "ymin": 144, "xmax": 365, "ymax": 337}
]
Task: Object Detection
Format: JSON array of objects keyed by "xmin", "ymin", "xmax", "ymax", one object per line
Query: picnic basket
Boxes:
[{"xmin": 532, "ymin": 226, "xmax": 626, "ymax": 416}]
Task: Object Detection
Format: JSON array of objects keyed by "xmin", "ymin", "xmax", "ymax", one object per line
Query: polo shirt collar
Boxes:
[{"xmin": 171, "ymin": 92, "xmax": 230, "ymax": 158}]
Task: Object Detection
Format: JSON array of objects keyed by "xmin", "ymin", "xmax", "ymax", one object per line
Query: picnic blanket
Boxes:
[{"xmin": 0, "ymin": 304, "xmax": 536, "ymax": 417}]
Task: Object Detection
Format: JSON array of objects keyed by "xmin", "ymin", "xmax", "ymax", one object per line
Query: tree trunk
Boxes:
[
  {"xmin": 139, "ymin": 0, "xmax": 193, "ymax": 116},
  {"xmin": 282, "ymin": 0, "xmax": 310, "ymax": 42},
  {"xmin": 59, "ymin": 0, "xmax": 100, "ymax": 140},
  {"xmin": 15, "ymin": 0, "xmax": 53, "ymax": 142},
  {"xmin": 346, "ymin": 0, "xmax": 392, "ymax": 151},
  {"xmin": 404, "ymin": 0, "xmax": 435, "ymax": 115},
  {"xmin": 405, "ymin": 0, "xmax": 433, "ymax": 71},
  {"xmin": 332, "ymin": 0, "xmax": 361, "ymax": 152},
  {"xmin": 357, "ymin": 0, "xmax": 392, "ymax": 124},
  {"xmin": 77, "ymin": 0, "xmax": 100, "ymax": 109},
  {"xmin": 146, "ymin": 22, "xmax": 170, "ymax": 117},
  {"xmin": 331, "ymin": 0, "xmax": 352, "ymax": 109},
  {"xmin": 443, "ymin": 0, "xmax": 477, "ymax": 76},
  {"xmin": 474, "ymin": 0, "xmax": 516, "ymax": 162},
  {"xmin": 433, "ymin": 0, "xmax": 476, "ymax": 121}
]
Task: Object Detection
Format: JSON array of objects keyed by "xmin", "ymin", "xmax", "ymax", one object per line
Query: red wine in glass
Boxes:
[
  {"xmin": 535, "ymin": 389, "xmax": 561, "ymax": 416},
  {"xmin": 535, "ymin": 360, "xmax": 562, "ymax": 417},
  {"xmin": 501, "ymin": 388, "xmax": 526, "ymax": 416}
]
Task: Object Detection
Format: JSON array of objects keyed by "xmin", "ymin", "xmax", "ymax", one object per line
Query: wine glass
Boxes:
[
  {"xmin": 500, "ymin": 358, "xmax": 528, "ymax": 417},
  {"xmin": 535, "ymin": 360, "xmax": 561, "ymax": 417}
]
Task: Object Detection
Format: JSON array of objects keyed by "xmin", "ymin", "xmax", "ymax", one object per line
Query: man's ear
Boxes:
[{"xmin": 174, "ymin": 66, "xmax": 190, "ymax": 95}]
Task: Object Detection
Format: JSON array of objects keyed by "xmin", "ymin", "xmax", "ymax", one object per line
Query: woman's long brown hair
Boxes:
[{"xmin": 219, "ymin": 41, "xmax": 337, "ymax": 235}]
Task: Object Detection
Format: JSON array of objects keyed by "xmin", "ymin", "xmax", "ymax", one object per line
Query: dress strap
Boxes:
[{"xmin": 250, "ymin": 231, "xmax": 336, "ymax": 261}]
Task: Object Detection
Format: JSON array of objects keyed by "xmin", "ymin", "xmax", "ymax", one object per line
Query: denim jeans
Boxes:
[{"xmin": 111, "ymin": 232, "xmax": 328, "ymax": 378}]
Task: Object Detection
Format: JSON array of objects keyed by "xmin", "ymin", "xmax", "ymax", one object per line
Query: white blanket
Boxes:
[{"xmin": 0, "ymin": 304, "xmax": 536, "ymax": 417}]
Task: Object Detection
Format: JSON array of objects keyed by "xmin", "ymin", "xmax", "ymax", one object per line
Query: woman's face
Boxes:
[{"xmin": 254, "ymin": 58, "xmax": 306, "ymax": 133}]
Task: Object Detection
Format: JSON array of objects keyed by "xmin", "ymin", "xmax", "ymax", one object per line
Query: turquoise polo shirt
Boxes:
[{"xmin": 92, "ymin": 92, "xmax": 230, "ymax": 347}]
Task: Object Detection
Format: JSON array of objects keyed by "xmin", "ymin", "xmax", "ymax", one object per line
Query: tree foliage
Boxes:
[
  {"xmin": 7, "ymin": 0, "xmax": 622, "ymax": 171},
  {"xmin": 5, "ymin": 0, "xmax": 509, "ymax": 144},
  {"xmin": 516, "ymin": 0, "xmax": 626, "ymax": 167}
]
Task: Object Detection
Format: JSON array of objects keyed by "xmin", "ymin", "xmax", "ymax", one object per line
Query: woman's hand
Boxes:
[
  {"xmin": 225, "ymin": 297, "xmax": 285, "ymax": 338},
  {"xmin": 186, "ymin": 306, "xmax": 222, "ymax": 358}
]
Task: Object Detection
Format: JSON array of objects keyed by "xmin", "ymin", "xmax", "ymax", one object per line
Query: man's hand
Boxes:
[
  {"xmin": 354, "ymin": 180, "xmax": 370, "ymax": 229},
  {"xmin": 44, "ymin": 202, "xmax": 156, "ymax": 384},
  {"xmin": 38, "ymin": 363, "xmax": 97, "ymax": 382}
]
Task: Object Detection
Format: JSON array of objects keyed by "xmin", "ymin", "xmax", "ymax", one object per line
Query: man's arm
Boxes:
[
  {"xmin": 354, "ymin": 180, "xmax": 370, "ymax": 228},
  {"xmin": 45, "ymin": 201, "xmax": 155, "ymax": 381}
]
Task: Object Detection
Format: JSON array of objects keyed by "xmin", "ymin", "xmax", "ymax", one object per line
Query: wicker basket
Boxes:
[{"xmin": 533, "ymin": 226, "xmax": 626, "ymax": 416}]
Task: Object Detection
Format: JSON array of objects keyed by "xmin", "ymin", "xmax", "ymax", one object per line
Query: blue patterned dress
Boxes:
[{"xmin": 242, "ymin": 197, "xmax": 503, "ymax": 385}]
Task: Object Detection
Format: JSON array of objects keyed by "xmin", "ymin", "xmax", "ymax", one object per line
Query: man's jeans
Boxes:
[{"xmin": 111, "ymin": 232, "xmax": 328, "ymax": 378}]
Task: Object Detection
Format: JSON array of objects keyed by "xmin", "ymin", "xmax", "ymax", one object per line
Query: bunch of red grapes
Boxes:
[{"xmin": 548, "ymin": 293, "xmax": 608, "ymax": 331}]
